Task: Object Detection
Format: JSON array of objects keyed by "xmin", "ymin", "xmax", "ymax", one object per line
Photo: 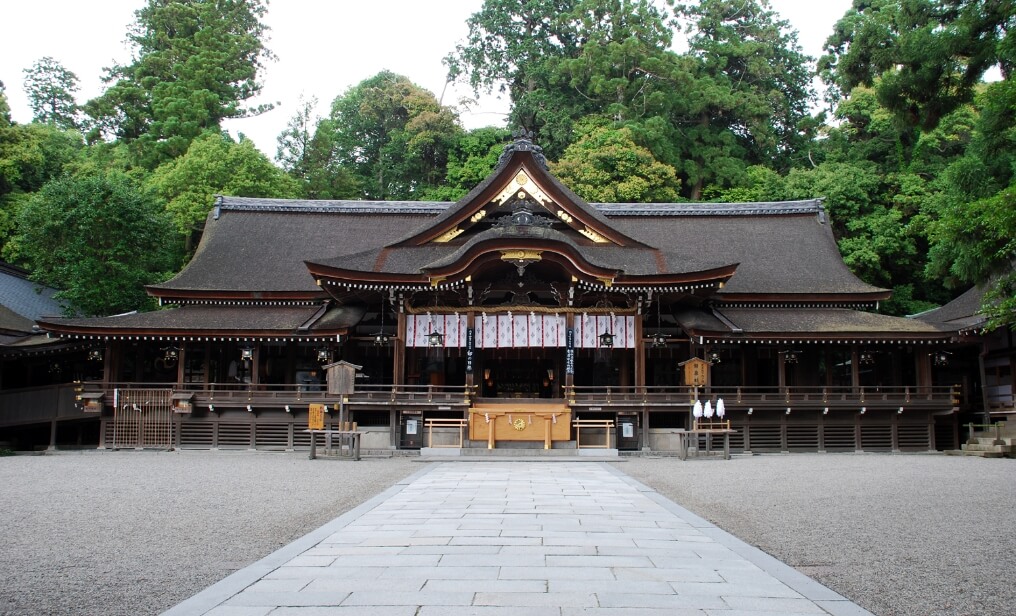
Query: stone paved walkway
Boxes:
[{"xmin": 165, "ymin": 462, "xmax": 871, "ymax": 616}]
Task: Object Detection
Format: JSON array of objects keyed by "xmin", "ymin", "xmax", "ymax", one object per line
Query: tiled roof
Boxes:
[
  {"xmin": 0, "ymin": 262, "xmax": 66, "ymax": 324},
  {"xmin": 913, "ymin": 286, "xmax": 987, "ymax": 331},
  {"xmin": 39, "ymin": 304, "xmax": 364, "ymax": 336},
  {"xmin": 684, "ymin": 307, "xmax": 950, "ymax": 337},
  {"xmin": 153, "ymin": 196, "xmax": 876, "ymax": 297}
]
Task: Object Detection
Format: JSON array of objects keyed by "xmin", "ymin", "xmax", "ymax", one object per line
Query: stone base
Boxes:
[{"xmin": 421, "ymin": 447, "xmax": 619, "ymax": 458}]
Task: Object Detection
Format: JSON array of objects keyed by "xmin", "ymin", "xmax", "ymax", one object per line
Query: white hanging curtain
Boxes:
[
  {"xmin": 404, "ymin": 313, "xmax": 634, "ymax": 348},
  {"xmin": 404, "ymin": 313, "xmax": 468, "ymax": 348},
  {"xmin": 573, "ymin": 314, "xmax": 635, "ymax": 348}
]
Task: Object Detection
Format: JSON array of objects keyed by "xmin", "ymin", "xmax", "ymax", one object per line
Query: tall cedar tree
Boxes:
[
  {"xmin": 22, "ymin": 57, "xmax": 81, "ymax": 129},
  {"xmin": 84, "ymin": 0, "xmax": 274, "ymax": 169}
]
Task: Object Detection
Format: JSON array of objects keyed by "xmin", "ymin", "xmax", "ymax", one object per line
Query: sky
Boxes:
[{"xmin": 1, "ymin": 0, "xmax": 853, "ymax": 159}]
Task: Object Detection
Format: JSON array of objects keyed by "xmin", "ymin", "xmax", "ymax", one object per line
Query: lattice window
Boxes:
[
  {"xmin": 747, "ymin": 425, "xmax": 781, "ymax": 451},
  {"xmin": 897, "ymin": 423, "xmax": 931, "ymax": 451},
  {"xmin": 787, "ymin": 425, "xmax": 819, "ymax": 451},
  {"xmin": 860, "ymin": 424, "xmax": 893, "ymax": 451},
  {"xmin": 254, "ymin": 423, "xmax": 290, "ymax": 449},
  {"xmin": 823, "ymin": 424, "xmax": 856, "ymax": 451},
  {"xmin": 179, "ymin": 421, "xmax": 214, "ymax": 448}
]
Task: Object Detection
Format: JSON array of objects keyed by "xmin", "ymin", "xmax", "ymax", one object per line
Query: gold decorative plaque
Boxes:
[{"xmin": 512, "ymin": 417, "xmax": 527, "ymax": 431}]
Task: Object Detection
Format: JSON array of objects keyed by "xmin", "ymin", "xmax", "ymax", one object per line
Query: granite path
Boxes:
[{"xmin": 164, "ymin": 461, "xmax": 871, "ymax": 616}]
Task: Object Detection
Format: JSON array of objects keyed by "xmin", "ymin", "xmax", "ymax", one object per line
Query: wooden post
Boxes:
[
  {"xmin": 544, "ymin": 417, "xmax": 552, "ymax": 450},
  {"xmin": 176, "ymin": 343, "xmax": 186, "ymax": 386},
  {"xmin": 851, "ymin": 348, "xmax": 860, "ymax": 388},
  {"xmin": 395, "ymin": 309, "xmax": 407, "ymax": 386},
  {"xmin": 251, "ymin": 344, "xmax": 260, "ymax": 386},
  {"xmin": 634, "ymin": 312, "xmax": 645, "ymax": 387},
  {"xmin": 488, "ymin": 416, "xmax": 495, "ymax": 449},
  {"xmin": 778, "ymin": 350, "xmax": 786, "ymax": 389},
  {"xmin": 641, "ymin": 408, "xmax": 650, "ymax": 451},
  {"xmin": 47, "ymin": 419, "xmax": 58, "ymax": 451},
  {"xmin": 565, "ymin": 313, "xmax": 575, "ymax": 390}
]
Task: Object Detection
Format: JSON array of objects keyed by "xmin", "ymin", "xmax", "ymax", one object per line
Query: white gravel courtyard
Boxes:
[{"xmin": 0, "ymin": 451, "xmax": 1012, "ymax": 616}]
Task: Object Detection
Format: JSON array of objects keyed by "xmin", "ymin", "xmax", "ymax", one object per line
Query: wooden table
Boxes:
[
  {"xmin": 306, "ymin": 429, "xmax": 362, "ymax": 460},
  {"xmin": 674, "ymin": 428, "xmax": 736, "ymax": 460}
]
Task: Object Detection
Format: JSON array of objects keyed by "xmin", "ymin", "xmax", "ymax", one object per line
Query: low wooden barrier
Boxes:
[
  {"xmin": 306, "ymin": 429, "xmax": 362, "ymax": 461},
  {"xmin": 573, "ymin": 419, "xmax": 614, "ymax": 449},
  {"xmin": 425, "ymin": 418, "xmax": 468, "ymax": 448}
]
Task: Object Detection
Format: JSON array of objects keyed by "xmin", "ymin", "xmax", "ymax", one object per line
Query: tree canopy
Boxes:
[
  {"xmin": 149, "ymin": 131, "xmax": 300, "ymax": 248},
  {"xmin": 310, "ymin": 71, "xmax": 462, "ymax": 200},
  {"xmin": 10, "ymin": 172, "xmax": 177, "ymax": 316},
  {"xmin": 22, "ymin": 57, "xmax": 80, "ymax": 129},
  {"xmin": 84, "ymin": 0, "xmax": 274, "ymax": 169}
]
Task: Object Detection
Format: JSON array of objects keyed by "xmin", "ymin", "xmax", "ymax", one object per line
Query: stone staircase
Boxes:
[{"xmin": 947, "ymin": 420, "xmax": 1015, "ymax": 458}]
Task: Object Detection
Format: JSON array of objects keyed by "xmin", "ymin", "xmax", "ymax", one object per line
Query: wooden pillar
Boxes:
[
  {"xmin": 251, "ymin": 343, "xmax": 260, "ymax": 386},
  {"xmin": 565, "ymin": 312, "xmax": 575, "ymax": 391},
  {"xmin": 817, "ymin": 413, "xmax": 826, "ymax": 452},
  {"xmin": 249, "ymin": 410, "xmax": 257, "ymax": 450},
  {"xmin": 394, "ymin": 309, "xmax": 407, "ymax": 385},
  {"xmin": 916, "ymin": 350, "xmax": 932, "ymax": 387},
  {"xmin": 389, "ymin": 408, "xmax": 397, "ymax": 448},
  {"xmin": 98, "ymin": 418, "xmax": 107, "ymax": 449},
  {"xmin": 891, "ymin": 411, "xmax": 900, "ymax": 452},
  {"xmin": 634, "ymin": 312, "xmax": 645, "ymax": 387},
  {"xmin": 47, "ymin": 419, "xmax": 58, "ymax": 451},
  {"xmin": 641, "ymin": 408, "xmax": 650, "ymax": 452},
  {"xmin": 851, "ymin": 348, "xmax": 860, "ymax": 388},
  {"xmin": 102, "ymin": 341, "xmax": 113, "ymax": 386},
  {"xmin": 778, "ymin": 351, "xmax": 787, "ymax": 389},
  {"xmin": 465, "ymin": 312, "xmax": 475, "ymax": 392},
  {"xmin": 203, "ymin": 341, "xmax": 211, "ymax": 386},
  {"xmin": 855, "ymin": 412, "xmax": 863, "ymax": 452},
  {"xmin": 977, "ymin": 344, "xmax": 992, "ymax": 423},
  {"xmin": 176, "ymin": 343, "xmax": 186, "ymax": 386}
]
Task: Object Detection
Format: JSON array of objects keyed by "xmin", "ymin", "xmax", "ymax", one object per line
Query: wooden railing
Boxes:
[
  {"xmin": 0, "ymin": 384, "xmax": 83, "ymax": 427},
  {"xmin": 73, "ymin": 382, "xmax": 957, "ymax": 412},
  {"xmin": 568, "ymin": 385, "xmax": 957, "ymax": 409},
  {"xmin": 83, "ymin": 382, "xmax": 475, "ymax": 409}
]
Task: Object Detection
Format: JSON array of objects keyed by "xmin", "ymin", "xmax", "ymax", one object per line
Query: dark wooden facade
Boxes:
[{"xmin": 19, "ymin": 137, "xmax": 977, "ymax": 452}]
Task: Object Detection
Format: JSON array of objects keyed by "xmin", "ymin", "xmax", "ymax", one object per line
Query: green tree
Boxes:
[
  {"xmin": 0, "ymin": 123, "xmax": 84, "ymax": 253},
  {"xmin": 0, "ymin": 81, "xmax": 11, "ymax": 125},
  {"xmin": 276, "ymin": 95, "xmax": 360, "ymax": 199},
  {"xmin": 552, "ymin": 123, "xmax": 680, "ymax": 202},
  {"xmin": 276, "ymin": 95, "xmax": 318, "ymax": 180},
  {"xmin": 927, "ymin": 79, "xmax": 1016, "ymax": 328},
  {"xmin": 420, "ymin": 126, "xmax": 511, "ymax": 201},
  {"xmin": 314, "ymin": 71, "xmax": 462, "ymax": 200},
  {"xmin": 84, "ymin": 0, "xmax": 274, "ymax": 168},
  {"xmin": 678, "ymin": 0, "xmax": 812, "ymax": 168},
  {"xmin": 446, "ymin": 0, "xmax": 583, "ymax": 158},
  {"xmin": 448, "ymin": 0, "xmax": 683, "ymax": 160},
  {"xmin": 148, "ymin": 131, "xmax": 300, "ymax": 249},
  {"xmin": 819, "ymin": 0, "xmax": 1014, "ymax": 160},
  {"xmin": 9, "ymin": 171, "xmax": 176, "ymax": 316},
  {"xmin": 22, "ymin": 57, "xmax": 80, "ymax": 129}
]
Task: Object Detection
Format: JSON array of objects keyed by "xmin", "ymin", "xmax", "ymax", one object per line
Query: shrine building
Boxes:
[{"xmin": 25, "ymin": 137, "xmax": 975, "ymax": 453}]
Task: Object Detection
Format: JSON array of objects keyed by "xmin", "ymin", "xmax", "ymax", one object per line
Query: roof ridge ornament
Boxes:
[{"xmin": 497, "ymin": 130, "xmax": 548, "ymax": 170}]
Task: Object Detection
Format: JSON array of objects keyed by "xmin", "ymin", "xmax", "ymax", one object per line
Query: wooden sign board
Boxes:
[
  {"xmin": 679, "ymin": 357, "xmax": 711, "ymax": 387},
  {"xmin": 308, "ymin": 403, "xmax": 326, "ymax": 430},
  {"xmin": 325, "ymin": 360, "xmax": 363, "ymax": 396}
]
